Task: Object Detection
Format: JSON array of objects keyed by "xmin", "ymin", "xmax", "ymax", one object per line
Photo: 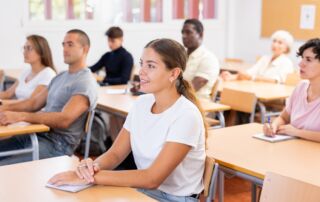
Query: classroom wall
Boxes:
[
  {"xmin": 227, "ymin": 0, "xmax": 305, "ymax": 65},
  {"xmin": 0, "ymin": 0, "xmax": 227, "ymax": 72}
]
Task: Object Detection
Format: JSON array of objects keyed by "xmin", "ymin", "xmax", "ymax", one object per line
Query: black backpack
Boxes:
[{"xmin": 76, "ymin": 111, "xmax": 109, "ymax": 156}]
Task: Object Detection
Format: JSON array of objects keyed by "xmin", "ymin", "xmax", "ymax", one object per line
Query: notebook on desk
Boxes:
[
  {"xmin": 46, "ymin": 183, "xmax": 93, "ymax": 193},
  {"xmin": 253, "ymin": 133, "xmax": 297, "ymax": 143}
]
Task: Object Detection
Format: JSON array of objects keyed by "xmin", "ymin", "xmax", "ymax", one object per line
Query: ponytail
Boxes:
[{"xmin": 176, "ymin": 75, "xmax": 208, "ymax": 142}]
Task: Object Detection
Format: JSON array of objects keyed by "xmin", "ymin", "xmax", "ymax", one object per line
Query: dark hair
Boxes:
[
  {"xmin": 145, "ymin": 38, "xmax": 208, "ymax": 139},
  {"xmin": 105, "ymin": 27, "xmax": 123, "ymax": 39},
  {"xmin": 67, "ymin": 29, "xmax": 90, "ymax": 47},
  {"xmin": 27, "ymin": 35, "xmax": 56, "ymax": 72},
  {"xmin": 297, "ymin": 38, "xmax": 320, "ymax": 61},
  {"xmin": 183, "ymin": 18, "xmax": 204, "ymax": 35}
]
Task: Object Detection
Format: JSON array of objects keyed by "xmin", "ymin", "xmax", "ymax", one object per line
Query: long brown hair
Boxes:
[
  {"xmin": 27, "ymin": 35, "xmax": 56, "ymax": 72},
  {"xmin": 145, "ymin": 38, "xmax": 208, "ymax": 139}
]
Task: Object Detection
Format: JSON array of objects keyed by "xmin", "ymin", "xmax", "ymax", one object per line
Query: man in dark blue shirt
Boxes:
[{"xmin": 90, "ymin": 27, "xmax": 134, "ymax": 85}]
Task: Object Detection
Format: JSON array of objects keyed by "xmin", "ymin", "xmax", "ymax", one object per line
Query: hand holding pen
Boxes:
[{"xmin": 263, "ymin": 117, "xmax": 277, "ymax": 137}]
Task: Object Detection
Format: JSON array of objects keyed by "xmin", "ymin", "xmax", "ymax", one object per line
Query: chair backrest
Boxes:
[
  {"xmin": 224, "ymin": 58, "xmax": 244, "ymax": 63},
  {"xmin": 203, "ymin": 157, "xmax": 219, "ymax": 201},
  {"xmin": 260, "ymin": 172, "xmax": 320, "ymax": 202},
  {"xmin": 284, "ymin": 72, "xmax": 300, "ymax": 86},
  {"xmin": 210, "ymin": 78, "xmax": 221, "ymax": 102},
  {"xmin": 84, "ymin": 109, "xmax": 95, "ymax": 159},
  {"xmin": 220, "ymin": 88, "xmax": 257, "ymax": 122}
]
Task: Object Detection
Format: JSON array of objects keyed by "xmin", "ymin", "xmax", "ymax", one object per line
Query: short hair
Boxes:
[
  {"xmin": 105, "ymin": 27, "xmax": 123, "ymax": 39},
  {"xmin": 67, "ymin": 29, "xmax": 90, "ymax": 47},
  {"xmin": 297, "ymin": 38, "xmax": 320, "ymax": 61},
  {"xmin": 271, "ymin": 30, "xmax": 294, "ymax": 53},
  {"xmin": 183, "ymin": 19, "xmax": 204, "ymax": 34}
]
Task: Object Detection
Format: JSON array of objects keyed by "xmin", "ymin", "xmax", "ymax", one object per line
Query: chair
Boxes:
[
  {"xmin": 260, "ymin": 172, "xmax": 320, "ymax": 202},
  {"xmin": 210, "ymin": 78, "xmax": 221, "ymax": 102},
  {"xmin": 203, "ymin": 157, "xmax": 219, "ymax": 202},
  {"xmin": 224, "ymin": 58, "xmax": 244, "ymax": 63},
  {"xmin": 284, "ymin": 72, "xmax": 300, "ymax": 86},
  {"xmin": 220, "ymin": 88, "xmax": 257, "ymax": 123},
  {"xmin": 84, "ymin": 109, "xmax": 95, "ymax": 159}
]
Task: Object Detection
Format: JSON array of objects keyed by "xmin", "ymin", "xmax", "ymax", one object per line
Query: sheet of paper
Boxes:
[
  {"xmin": 46, "ymin": 183, "xmax": 93, "ymax": 193},
  {"xmin": 7, "ymin": 121, "xmax": 31, "ymax": 128},
  {"xmin": 105, "ymin": 89, "xmax": 127, "ymax": 94},
  {"xmin": 253, "ymin": 133, "xmax": 296, "ymax": 143}
]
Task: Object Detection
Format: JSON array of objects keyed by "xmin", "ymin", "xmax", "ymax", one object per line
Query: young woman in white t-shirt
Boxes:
[
  {"xmin": 0, "ymin": 35, "xmax": 56, "ymax": 100},
  {"xmin": 49, "ymin": 39, "xmax": 207, "ymax": 201},
  {"xmin": 221, "ymin": 30, "xmax": 294, "ymax": 83}
]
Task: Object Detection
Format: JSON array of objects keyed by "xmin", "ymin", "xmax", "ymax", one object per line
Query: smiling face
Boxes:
[
  {"xmin": 299, "ymin": 47, "xmax": 320, "ymax": 81},
  {"xmin": 271, "ymin": 37, "xmax": 289, "ymax": 57},
  {"xmin": 139, "ymin": 47, "xmax": 180, "ymax": 94}
]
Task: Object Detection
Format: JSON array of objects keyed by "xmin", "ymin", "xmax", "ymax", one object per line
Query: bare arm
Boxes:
[
  {"xmin": 0, "ymin": 81, "xmax": 18, "ymax": 99},
  {"xmin": 0, "ymin": 94, "xmax": 89, "ymax": 129},
  {"xmin": 49, "ymin": 128, "xmax": 192, "ymax": 189},
  {"xmin": 0, "ymin": 86, "xmax": 48, "ymax": 112},
  {"xmin": 192, "ymin": 76, "xmax": 208, "ymax": 91}
]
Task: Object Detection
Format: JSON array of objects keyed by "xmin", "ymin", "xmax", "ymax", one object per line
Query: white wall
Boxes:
[
  {"xmin": 0, "ymin": 0, "xmax": 228, "ymax": 72},
  {"xmin": 227, "ymin": 0, "xmax": 305, "ymax": 65}
]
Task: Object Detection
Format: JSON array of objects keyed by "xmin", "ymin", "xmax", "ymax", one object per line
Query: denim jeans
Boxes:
[
  {"xmin": 138, "ymin": 188, "xmax": 199, "ymax": 202},
  {"xmin": 0, "ymin": 132, "xmax": 72, "ymax": 166}
]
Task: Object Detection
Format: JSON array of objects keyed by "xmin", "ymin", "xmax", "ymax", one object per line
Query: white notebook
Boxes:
[
  {"xmin": 46, "ymin": 183, "xmax": 93, "ymax": 193},
  {"xmin": 105, "ymin": 89, "xmax": 127, "ymax": 94},
  {"xmin": 253, "ymin": 133, "xmax": 297, "ymax": 143}
]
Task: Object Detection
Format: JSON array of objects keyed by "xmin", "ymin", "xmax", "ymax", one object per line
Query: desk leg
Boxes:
[
  {"xmin": 251, "ymin": 183, "xmax": 257, "ymax": 202},
  {"xmin": 30, "ymin": 134, "xmax": 39, "ymax": 160},
  {"xmin": 257, "ymin": 102, "xmax": 266, "ymax": 123},
  {"xmin": 217, "ymin": 111, "xmax": 225, "ymax": 128},
  {"xmin": 218, "ymin": 169, "xmax": 225, "ymax": 202}
]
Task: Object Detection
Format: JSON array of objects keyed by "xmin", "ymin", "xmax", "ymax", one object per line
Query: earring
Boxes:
[{"xmin": 169, "ymin": 78, "xmax": 174, "ymax": 83}]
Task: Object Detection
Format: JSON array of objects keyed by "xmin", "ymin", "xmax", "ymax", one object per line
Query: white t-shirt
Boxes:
[
  {"xmin": 124, "ymin": 94, "xmax": 205, "ymax": 196},
  {"xmin": 15, "ymin": 67, "xmax": 56, "ymax": 100},
  {"xmin": 246, "ymin": 54, "xmax": 294, "ymax": 83},
  {"xmin": 183, "ymin": 45, "xmax": 220, "ymax": 98}
]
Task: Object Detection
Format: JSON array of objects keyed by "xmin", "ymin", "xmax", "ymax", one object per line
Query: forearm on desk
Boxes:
[{"xmin": 21, "ymin": 112, "xmax": 75, "ymax": 129}]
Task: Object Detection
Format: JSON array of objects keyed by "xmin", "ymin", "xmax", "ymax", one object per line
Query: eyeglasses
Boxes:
[{"xmin": 22, "ymin": 45, "xmax": 34, "ymax": 52}]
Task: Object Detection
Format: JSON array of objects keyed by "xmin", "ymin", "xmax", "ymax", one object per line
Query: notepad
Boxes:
[
  {"xmin": 253, "ymin": 133, "xmax": 296, "ymax": 143},
  {"xmin": 105, "ymin": 89, "xmax": 127, "ymax": 94},
  {"xmin": 7, "ymin": 121, "xmax": 30, "ymax": 128},
  {"xmin": 46, "ymin": 183, "xmax": 93, "ymax": 193}
]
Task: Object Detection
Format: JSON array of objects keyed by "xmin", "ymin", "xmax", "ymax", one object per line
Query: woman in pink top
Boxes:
[{"xmin": 264, "ymin": 38, "xmax": 320, "ymax": 142}]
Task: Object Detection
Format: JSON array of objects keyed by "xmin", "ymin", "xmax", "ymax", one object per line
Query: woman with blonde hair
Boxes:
[
  {"xmin": 49, "ymin": 38, "xmax": 207, "ymax": 201},
  {"xmin": 221, "ymin": 30, "xmax": 295, "ymax": 83}
]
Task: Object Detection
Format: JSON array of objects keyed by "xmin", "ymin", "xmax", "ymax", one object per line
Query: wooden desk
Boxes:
[
  {"xmin": 206, "ymin": 123, "xmax": 320, "ymax": 201},
  {"xmin": 0, "ymin": 156, "xmax": 156, "ymax": 202},
  {"xmin": 219, "ymin": 81, "xmax": 295, "ymax": 123},
  {"xmin": 220, "ymin": 61, "xmax": 252, "ymax": 73},
  {"xmin": 98, "ymin": 85, "xmax": 231, "ymax": 127},
  {"xmin": 0, "ymin": 123, "xmax": 49, "ymax": 160}
]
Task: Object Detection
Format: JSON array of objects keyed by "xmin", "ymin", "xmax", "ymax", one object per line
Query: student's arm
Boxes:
[
  {"xmin": 192, "ymin": 76, "xmax": 208, "ymax": 91},
  {"xmin": 0, "ymin": 94, "xmax": 89, "ymax": 128},
  {"xmin": 0, "ymin": 81, "xmax": 18, "ymax": 99},
  {"xmin": 107, "ymin": 55, "xmax": 133, "ymax": 85},
  {"xmin": 277, "ymin": 124, "xmax": 320, "ymax": 142},
  {"xmin": 49, "ymin": 128, "xmax": 191, "ymax": 189},
  {"xmin": 0, "ymin": 86, "xmax": 48, "ymax": 112},
  {"xmin": 89, "ymin": 55, "xmax": 105, "ymax": 73}
]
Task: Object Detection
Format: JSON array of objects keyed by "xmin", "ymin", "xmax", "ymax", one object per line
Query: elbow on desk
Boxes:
[{"xmin": 140, "ymin": 170, "xmax": 163, "ymax": 190}]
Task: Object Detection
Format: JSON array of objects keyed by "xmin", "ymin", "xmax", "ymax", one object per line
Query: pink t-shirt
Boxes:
[{"xmin": 285, "ymin": 81, "xmax": 320, "ymax": 132}]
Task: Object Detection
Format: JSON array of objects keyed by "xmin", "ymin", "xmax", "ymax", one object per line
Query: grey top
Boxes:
[{"xmin": 42, "ymin": 68, "xmax": 98, "ymax": 152}]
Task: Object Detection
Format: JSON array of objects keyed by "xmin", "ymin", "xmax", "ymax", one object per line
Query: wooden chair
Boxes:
[
  {"xmin": 84, "ymin": 109, "xmax": 95, "ymax": 159},
  {"xmin": 210, "ymin": 78, "xmax": 221, "ymax": 102},
  {"xmin": 220, "ymin": 88, "xmax": 257, "ymax": 123},
  {"xmin": 284, "ymin": 72, "xmax": 300, "ymax": 86},
  {"xmin": 224, "ymin": 58, "xmax": 244, "ymax": 63},
  {"xmin": 260, "ymin": 172, "xmax": 320, "ymax": 202},
  {"xmin": 203, "ymin": 157, "xmax": 219, "ymax": 202}
]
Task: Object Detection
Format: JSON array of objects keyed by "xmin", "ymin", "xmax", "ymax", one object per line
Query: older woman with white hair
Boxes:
[{"xmin": 221, "ymin": 30, "xmax": 295, "ymax": 83}]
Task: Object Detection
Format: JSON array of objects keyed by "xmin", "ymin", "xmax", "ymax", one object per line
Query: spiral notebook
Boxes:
[
  {"xmin": 253, "ymin": 133, "xmax": 297, "ymax": 143},
  {"xmin": 46, "ymin": 183, "xmax": 93, "ymax": 193}
]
